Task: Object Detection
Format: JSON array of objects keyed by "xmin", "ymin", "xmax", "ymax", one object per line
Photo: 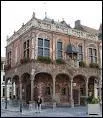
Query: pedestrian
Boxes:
[{"xmin": 36, "ymin": 96, "xmax": 42, "ymax": 113}]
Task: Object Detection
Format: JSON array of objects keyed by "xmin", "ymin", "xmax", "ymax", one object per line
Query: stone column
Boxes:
[
  {"xmin": 53, "ymin": 74, "xmax": 56, "ymax": 109},
  {"xmin": 11, "ymin": 81, "xmax": 14, "ymax": 99},
  {"xmin": 19, "ymin": 80, "xmax": 22, "ymax": 112},
  {"xmin": 85, "ymin": 78, "xmax": 88, "ymax": 105},
  {"xmin": 99, "ymin": 79, "xmax": 101, "ymax": 100},
  {"xmin": 70, "ymin": 79, "xmax": 74, "ymax": 107},
  {"xmin": 31, "ymin": 78, "xmax": 34, "ymax": 101},
  {"xmin": 53, "ymin": 77, "xmax": 56, "ymax": 99},
  {"xmin": 86, "ymin": 78, "xmax": 88, "ymax": 97}
]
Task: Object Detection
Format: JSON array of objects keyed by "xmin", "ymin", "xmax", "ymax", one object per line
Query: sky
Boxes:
[{"xmin": 1, "ymin": 1, "xmax": 102, "ymax": 57}]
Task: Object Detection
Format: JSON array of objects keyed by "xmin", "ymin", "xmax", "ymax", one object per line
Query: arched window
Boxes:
[
  {"xmin": 57, "ymin": 41, "xmax": 62, "ymax": 59},
  {"xmin": 38, "ymin": 38, "xmax": 50, "ymax": 57}
]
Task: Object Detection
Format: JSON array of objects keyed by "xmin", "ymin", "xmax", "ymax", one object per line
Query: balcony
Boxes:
[{"xmin": 5, "ymin": 58, "xmax": 100, "ymax": 79}]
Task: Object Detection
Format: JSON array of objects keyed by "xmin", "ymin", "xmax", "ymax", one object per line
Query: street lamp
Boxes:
[{"xmin": 5, "ymin": 80, "xmax": 7, "ymax": 109}]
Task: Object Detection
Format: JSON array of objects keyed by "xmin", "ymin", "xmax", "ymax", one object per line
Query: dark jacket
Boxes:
[{"xmin": 37, "ymin": 98, "xmax": 42, "ymax": 105}]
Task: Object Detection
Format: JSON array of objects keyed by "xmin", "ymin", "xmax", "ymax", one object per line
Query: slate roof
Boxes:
[{"xmin": 74, "ymin": 25, "xmax": 99, "ymax": 35}]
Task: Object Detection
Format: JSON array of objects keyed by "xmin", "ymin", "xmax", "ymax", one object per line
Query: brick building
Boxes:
[{"xmin": 5, "ymin": 12, "xmax": 102, "ymax": 107}]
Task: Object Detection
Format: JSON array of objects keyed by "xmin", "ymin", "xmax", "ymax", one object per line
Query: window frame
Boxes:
[
  {"xmin": 57, "ymin": 41, "xmax": 63, "ymax": 59},
  {"xmin": 38, "ymin": 38, "xmax": 50, "ymax": 57},
  {"xmin": 88, "ymin": 48, "xmax": 97, "ymax": 63},
  {"xmin": 23, "ymin": 40, "xmax": 30, "ymax": 58}
]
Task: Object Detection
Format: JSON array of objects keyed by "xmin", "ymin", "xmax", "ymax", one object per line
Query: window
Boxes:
[
  {"xmin": 7, "ymin": 51, "xmax": 11, "ymax": 65},
  {"xmin": 57, "ymin": 42, "xmax": 62, "ymax": 59},
  {"xmin": 45, "ymin": 87, "xmax": 51, "ymax": 95},
  {"xmin": 3, "ymin": 86, "xmax": 5, "ymax": 97},
  {"xmin": 3, "ymin": 75, "xmax": 5, "ymax": 81},
  {"xmin": 38, "ymin": 38, "xmax": 50, "ymax": 57},
  {"xmin": 80, "ymin": 88, "xmax": 84, "ymax": 96},
  {"xmin": 9, "ymin": 92, "xmax": 12, "ymax": 99},
  {"xmin": 89, "ymin": 48, "xmax": 97, "ymax": 63},
  {"xmin": 1, "ymin": 63, "xmax": 3, "ymax": 70},
  {"xmin": 23, "ymin": 40, "xmax": 30, "ymax": 58},
  {"xmin": 78, "ymin": 45, "xmax": 83, "ymax": 61},
  {"xmin": 61, "ymin": 88, "xmax": 66, "ymax": 95}
]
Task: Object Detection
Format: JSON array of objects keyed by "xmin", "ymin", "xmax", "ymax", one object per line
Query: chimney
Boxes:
[{"xmin": 75, "ymin": 20, "xmax": 81, "ymax": 28}]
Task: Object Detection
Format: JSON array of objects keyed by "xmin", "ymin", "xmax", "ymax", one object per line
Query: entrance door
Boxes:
[{"xmin": 73, "ymin": 89, "xmax": 79, "ymax": 105}]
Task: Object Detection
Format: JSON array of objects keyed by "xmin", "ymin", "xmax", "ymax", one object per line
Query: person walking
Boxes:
[{"xmin": 36, "ymin": 96, "xmax": 42, "ymax": 113}]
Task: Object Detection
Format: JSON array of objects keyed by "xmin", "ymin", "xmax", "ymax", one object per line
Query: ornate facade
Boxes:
[{"xmin": 5, "ymin": 12, "xmax": 102, "ymax": 107}]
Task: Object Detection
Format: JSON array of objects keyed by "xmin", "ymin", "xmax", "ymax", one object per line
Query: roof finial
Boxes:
[
  {"xmin": 62, "ymin": 18, "xmax": 64, "ymax": 21},
  {"xmin": 22, "ymin": 23, "xmax": 24, "ymax": 27},
  {"xmin": 14, "ymin": 30, "xmax": 15, "ymax": 34},
  {"xmin": 6, "ymin": 35, "xmax": 9, "ymax": 40},
  {"xmin": 45, "ymin": 12, "xmax": 47, "ymax": 19},
  {"xmin": 32, "ymin": 12, "xmax": 35, "ymax": 19}
]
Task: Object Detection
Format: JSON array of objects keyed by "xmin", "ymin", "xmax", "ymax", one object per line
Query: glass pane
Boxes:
[
  {"xmin": 24, "ymin": 51, "xmax": 26, "ymax": 58},
  {"xmin": 45, "ymin": 87, "xmax": 50, "ymax": 95},
  {"xmin": 93, "ymin": 49, "xmax": 97, "ymax": 56},
  {"xmin": 57, "ymin": 42, "xmax": 62, "ymax": 50},
  {"xmin": 61, "ymin": 88, "xmax": 66, "ymax": 95},
  {"xmin": 44, "ymin": 39, "xmax": 49, "ymax": 47},
  {"xmin": 38, "ymin": 48, "xmax": 43, "ymax": 56},
  {"xmin": 78, "ymin": 45, "xmax": 82, "ymax": 53},
  {"xmin": 38, "ymin": 38, "xmax": 43, "ymax": 47},
  {"xmin": 89, "ymin": 56, "xmax": 93, "ymax": 63},
  {"xmin": 93, "ymin": 57, "xmax": 97, "ymax": 63},
  {"xmin": 79, "ymin": 54, "xmax": 83, "ymax": 61},
  {"xmin": 89, "ymin": 48, "xmax": 92, "ymax": 56},
  {"xmin": 1, "ymin": 63, "xmax": 3, "ymax": 70},
  {"xmin": 27, "ymin": 49, "xmax": 29, "ymax": 58},
  {"xmin": 3, "ymin": 75, "xmax": 5, "ymax": 81},
  {"xmin": 44, "ymin": 48, "xmax": 50, "ymax": 57},
  {"xmin": 57, "ymin": 51, "xmax": 62, "ymax": 58},
  {"xmin": 24, "ymin": 42, "xmax": 26, "ymax": 49},
  {"xmin": 27, "ymin": 40, "xmax": 29, "ymax": 48}
]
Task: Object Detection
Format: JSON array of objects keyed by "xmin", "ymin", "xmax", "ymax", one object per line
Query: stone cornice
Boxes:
[{"xmin": 7, "ymin": 17, "xmax": 98, "ymax": 46}]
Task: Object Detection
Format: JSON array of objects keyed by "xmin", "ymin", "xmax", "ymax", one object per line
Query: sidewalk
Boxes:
[{"xmin": 1, "ymin": 102, "xmax": 102, "ymax": 117}]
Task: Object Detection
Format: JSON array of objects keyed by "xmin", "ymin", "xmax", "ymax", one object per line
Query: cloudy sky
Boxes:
[{"xmin": 1, "ymin": 1, "xmax": 102, "ymax": 57}]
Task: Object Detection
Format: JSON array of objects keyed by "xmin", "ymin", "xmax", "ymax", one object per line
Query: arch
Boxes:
[
  {"xmin": 21, "ymin": 73, "xmax": 31, "ymax": 102},
  {"xmin": 6, "ymin": 77, "xmax": 11, "ymax": 83},
  {"xmin": 37, "ymin": 32, "xmax": 50, "ymax": 40},
  {"xmin": 86, "ymin": 43, "xmax": 97, "ymax": 48},
  {"xmin": 73, "ymin": 74, "xmax": 87, "ymax": 82},
  {"xmin": 55, "ymin": 73, "xmax": 71, "ymax": 104},
  {"xmin": 56, "ymin": 73, "xmax": 71, "ymax": 81},
  {"xmin": 34, "ymin": 72, "xmax": 53, "ymax": 102},
  {"xmin": 12, "ymin": 75, "xmax": 19, "ymax": 84},
  {"xmin": 21, "ymin": 72, "xmax": 31, "ymax": 83},
  {"xmin": 73, "ymin": 74, "xmax": 87, "ymax": 105},
  {"xmin": 88, "ymin": 76, "xmax": 99, "ymax": 97}
]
